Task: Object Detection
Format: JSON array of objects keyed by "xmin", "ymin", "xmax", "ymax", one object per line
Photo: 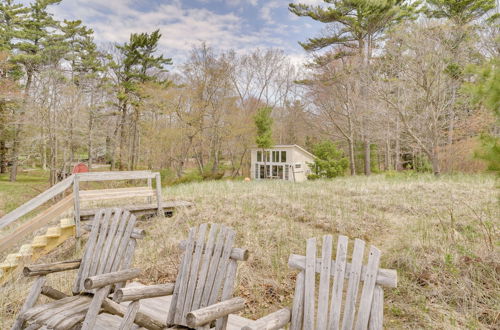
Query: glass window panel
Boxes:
[
  {"xmin": 281, "ymin": 151, "xmax": 286, "ymax": 162},
  {"xmin": 257, "ymin": 151, "xmax": 262, "ymax": 162}
]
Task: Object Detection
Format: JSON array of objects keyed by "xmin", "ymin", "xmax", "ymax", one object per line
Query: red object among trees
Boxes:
[{"xmin": 72, "ymin": 163, "xmax": 89, "ymax": 174}]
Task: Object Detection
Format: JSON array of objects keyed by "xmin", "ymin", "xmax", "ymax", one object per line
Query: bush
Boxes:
[{"xmin": 310, "ymin": 141, "xmax": 349, "ymax": 178}]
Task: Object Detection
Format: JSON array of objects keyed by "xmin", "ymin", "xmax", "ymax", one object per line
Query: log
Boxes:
[
  {"xmin": 102, "ymin": 298, "xmax": 165, "ymax": 330},
  {"xmin": 119, "ymin": 300, "xmax": 140, "ymax": 330},
  {"xmin": 82, "ymin": 223, "xmax": 146, "ymax": 239},
  {"xmin": 186, "ymin": 297, "xmax": 246, "ymax": 328},
  {"xmin": 114, "ymin": 283, "xmax": 175, "ymax": 303},
  {"xmin": 241, "ymin": 308, "xmax": 291, "ymax": 330},
  {"xmin": 41, "ymin": 285, "xmax": 69, "ymax": 300},
  {"xmin": 39, "ymin": 286, "xmax": 165, "ymax": 330},
  {"xmin": 288, "ymin": 254, "xmax": 397, "ymax": 288},
  {"xmin": 11, "ymin": 276, "xmax": 46, "ymax": 330},
  {"xmin": 23, "ymin": 260, "xmax": 82, "ymax": 277},
  {"xmin": 84, "ymin": 268, "xmax": 141, "ymax": 290},
  {"xmin": 179, "ymin": 239, "xmax": 249, "ymax": 261}
]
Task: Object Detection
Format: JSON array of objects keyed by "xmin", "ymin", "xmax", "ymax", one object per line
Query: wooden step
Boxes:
[
  {"xmin": 60, "ymin": 217, "xmax": 75, "ymax": 228},
  {"xmin": 45, "ymin": 226, "xmax": 62, "ymax": 238},
  {"xmin": 0, "ymin": 254, "xmax": 20, "ymax": 269},
  {"xmin": 19, "ymin": 244, "xmax": 33, "ymax": 256},
  {"xmin": 32, "ymin": 236, "xmax": 48, "ymax": 248}
]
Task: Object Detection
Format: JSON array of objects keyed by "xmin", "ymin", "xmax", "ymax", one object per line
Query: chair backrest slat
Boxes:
[
  {"xmin": 72, "ymin": 208, "xmax": 137, "ymax": 294},
  {"xmin": 290, "ymin": 235, "xmax": 395, "ymax": 330},
  {"xmin": 341, "ymin": 239, "xmax": 365, "ymax": 330},
  {"xmin": 191, "ymin": 224, "xmax": 219, "ymax": 311},
  {"xmin": 167, "ymin": 224, "xmax": 242, "ymax": 328},
  {"xmin": 328, "ymin": 235, "xmax": 348, "ymax": 330},
  {"xmin": 172, "ymin": 227, "xmax": 197, "ymax": 325},
  {"xmin": 317, "ymin": 235, "xmax": 333, "ymax": 330},
  {"xmin": 303, "ymin": 237, "xmax": 317, "ymax": 330},
  {"xmin": 182, "ymin": 223, "xmax": 208, "ymax": 318},
  {"xmin": 355, "ymin": 246, "xmax": 381, "ymax": 330}
]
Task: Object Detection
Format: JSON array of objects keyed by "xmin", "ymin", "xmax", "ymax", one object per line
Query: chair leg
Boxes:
[
  {"xmin": 81, "ymin": 286, "xmax": 111, "ymax": 330},
  {"xmin": 119, "ymin": 300, "xmax": 140, "ymax": 330},
  {"xmin": 11, "ymin": 276, "xmax": 46, "ymax": 330}
]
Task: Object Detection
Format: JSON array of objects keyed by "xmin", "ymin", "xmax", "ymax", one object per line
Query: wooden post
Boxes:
[
  {"xmin": 73, "ymin": 175, "xmax": 81, "ymax": 238},
  {"xmin": 155, "ymin": 173, "xmax": 163, "ymax": 216},
  {"xmin": 147, "ymin": 177, "xmax": 152, "ymax": 204}
]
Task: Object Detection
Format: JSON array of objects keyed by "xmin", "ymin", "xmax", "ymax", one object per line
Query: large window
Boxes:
[
  {"xmin": 266, "ymin": 151, "xmax": 271, "ymax": 162},
  {"xmin": 272, "ymin": 151, "xmax": 279, "ymax": 162},
  {"xmin": 281, "ymin": 151, "xmax": 286, "ymax": 162},
  {"xmin": 257, "ymin": 151, "xmax": 262, "ymax": 162},
  {"xmin": 260, "ymin": 165, "xmax": 265, "ymax": 179}
]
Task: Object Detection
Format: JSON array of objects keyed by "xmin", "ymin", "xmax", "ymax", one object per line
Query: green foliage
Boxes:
[
  {"xmin": 289, "ymin": 0, "xmax": 420, "ymax": 54},
  {"xmin": 310, "ymin": 140, "xmax": 348, "ymax": 178},
  {"xmin": 475, "ymin": 134, "xmax": 500, "ymax": 174},
  {"xmin": 425, "ymin": 0, "xmax": 496, "ymax": 25},
  {"xmin": 254, "ymin": 107, "xmax": 273, "ymax": 149},
  {"xmin": 464, "ymin": 59, "xmax": 500, "ymax": 175}
]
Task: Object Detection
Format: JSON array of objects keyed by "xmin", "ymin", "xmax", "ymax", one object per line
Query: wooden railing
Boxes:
[
  {"xmin": 0, "ymin": 171, "xmax": 163, "ymax": 239},
  {"xmin": 0, "ymin": 175, "xmax": 75, "ymax": 230}
]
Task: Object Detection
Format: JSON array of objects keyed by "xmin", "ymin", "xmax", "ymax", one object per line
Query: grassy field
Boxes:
[{"xmin": 0, "ymin": 173, "xmax": 498, "ymax": 329}]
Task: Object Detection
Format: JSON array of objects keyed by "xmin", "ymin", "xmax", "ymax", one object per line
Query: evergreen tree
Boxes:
[
  {"xmin": 309, "ymin": 140, "xmax": 348, "ymax": 179},
  {"xmin": 426, "ymin": 0, "xmax": 496, "ymax": 25},
  {"xmin": 254, "ymin": 106, "xmax": 273, "ymax": 178},
  {"xmin": 113, "ymin": 29, "xmax": 172, "ymax": 170},
  {"xmin": 289, "ymin": 0, "xmax": 419, "ymax": 59},
  {"xmin": 7, "ymin": 0, "xmax": 62, "ymax": 181}
]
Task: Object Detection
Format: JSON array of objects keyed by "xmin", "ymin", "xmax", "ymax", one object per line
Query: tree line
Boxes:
[{"xmin": 0, "ymin": 0, "xmax": 498, "ymax": 185}]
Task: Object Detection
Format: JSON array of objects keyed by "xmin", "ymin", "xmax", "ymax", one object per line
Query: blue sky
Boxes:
[{"xmin": 37, "ymin": 0, "xmax": 326, "ymax": 66}]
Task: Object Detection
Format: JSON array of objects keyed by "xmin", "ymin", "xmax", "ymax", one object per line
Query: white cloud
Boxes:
[
  {"xmin": 260, "ymin": 1, "xmax": 281, "ymax": 24},
  {"xmin": 43, "ymin": 1, "xmax": 283, "ymax": 64}
]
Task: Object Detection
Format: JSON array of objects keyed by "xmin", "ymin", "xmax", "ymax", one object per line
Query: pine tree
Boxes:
[
  {"xmin": 7, "ymin": 0, "xmax": 62, "ymax": 181},
  {"xmin": 113, "ymin": 30, "xmax": 172, "ymax": 170},
  {"xmin": 426, "ymin": 0, "xmax": 496, "ymax": 25},
  {"xmin": 289, "ymin": 0, "xmax": 419, "ymax": 59},
  {"xmin": 290, "ymin": 0, "xmax": 419, "ymax": 176}
]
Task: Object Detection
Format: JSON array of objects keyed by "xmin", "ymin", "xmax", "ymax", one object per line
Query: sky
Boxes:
[{"xmin": 27, "ymin": 0, "xmax": 327, "ymax": 66}]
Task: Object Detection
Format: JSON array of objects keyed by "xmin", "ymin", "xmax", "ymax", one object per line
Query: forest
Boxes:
[{"xmin": 0, "ymin": 0, "xmax": 499, "ymax": 185}]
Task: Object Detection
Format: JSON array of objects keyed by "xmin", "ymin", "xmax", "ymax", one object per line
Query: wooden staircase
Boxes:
[{"xmin": 0, "ymin": 215, "xmax": 75, "ymax": 284}]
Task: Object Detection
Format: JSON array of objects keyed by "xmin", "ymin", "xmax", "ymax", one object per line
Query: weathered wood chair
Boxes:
[
  {"xmin": 11, "ymin": 208, "xmax": 146, "ymax": 330},
  {"xmin": 242, "ymin": 235, "xmax": 397, "ymax": 330},
  {"xmin": 113, "ymin": 223, "xmax": 249, "ymax": 330}
]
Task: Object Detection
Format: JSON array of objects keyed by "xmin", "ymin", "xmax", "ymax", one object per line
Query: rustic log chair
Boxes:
[
  {"xmin": 11, "ymin": 208, "xmax": 147, "ymax": 330},
  {"xmin": 112, "ymin": 223, "xmax": 249, "ymax": 330},
  {"xmin": 242, "ymin": 235, "xmax": 398, "ymax": 330}
]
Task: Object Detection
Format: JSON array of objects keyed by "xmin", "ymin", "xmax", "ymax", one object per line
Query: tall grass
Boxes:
[{"xmin": 0, "ymin": 174, "xmax": 497, "ymax": 329}]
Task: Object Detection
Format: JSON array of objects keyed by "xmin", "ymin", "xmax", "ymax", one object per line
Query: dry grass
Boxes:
[{"xmin": 1, "ymin": 173, "xmax": 498, "ymax": 329}]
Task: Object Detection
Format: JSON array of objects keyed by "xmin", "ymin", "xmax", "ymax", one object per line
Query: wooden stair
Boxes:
[{"xmin": 0, "ymin": 216, "xmax": 75, "ymax": 284}]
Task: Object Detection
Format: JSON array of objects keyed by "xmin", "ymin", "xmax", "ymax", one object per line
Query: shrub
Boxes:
[{"xmin": 310, "ymin": 141, "xmax": 349, "ymax": 178}]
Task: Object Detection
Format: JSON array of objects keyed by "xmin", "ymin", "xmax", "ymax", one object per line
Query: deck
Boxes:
[
  {"xmin": 94, "ymin": 282, "xmax": 254, "ymax": 329},
  {"xmin": 80, "ymin": 201, "xmax": 194, "ymax": 220}
]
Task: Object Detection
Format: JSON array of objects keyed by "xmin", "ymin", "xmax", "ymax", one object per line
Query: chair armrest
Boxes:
[
  {"xmin": 114, "ymin": 283, "xmax": 175, "ymax": 302},
  {"xmin": 23, "ymin": 259, "xmax": 82, "ymax": 277},
  {"xmin": 84, "ymin": 268, "xmax": 141, "ymax": 290},
  {"xmin": 241, "ymin": 308, "xmax": 291, "ymax": 330},
  {"xmin": 186, "ymin": 297, "xmax": 246, "ymax": 328}
]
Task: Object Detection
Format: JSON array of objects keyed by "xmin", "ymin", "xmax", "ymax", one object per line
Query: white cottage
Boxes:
[{"xmin": 250, "ymin": 145, "xmax": 315, "ymax": 182}]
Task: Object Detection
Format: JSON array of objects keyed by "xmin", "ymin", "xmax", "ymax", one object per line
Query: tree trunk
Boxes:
[
  {"xmin": 87, "ymin": 112, "xmax": 94, "ymax": 170},
  {"xmin": 364, "ymin": 139, "xmax": 371, "ymax": 176},
  {"xmin": 347, "ymin": 138, "xmax": 356, "ymax": 176},
  {"xmin": 395, "ymin": 118, "xmax": 401, "ymax": 171},
  {"xmin": 118, "ymin": 102, "xmax": 128, "ymax": 171},
  {"xmin": 0, "ymin": 139, "xmax": 6, "ymax": 173},
  {"xmin": 385, "ymin": 138, "xmax": 391, "ymax": 171}
]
